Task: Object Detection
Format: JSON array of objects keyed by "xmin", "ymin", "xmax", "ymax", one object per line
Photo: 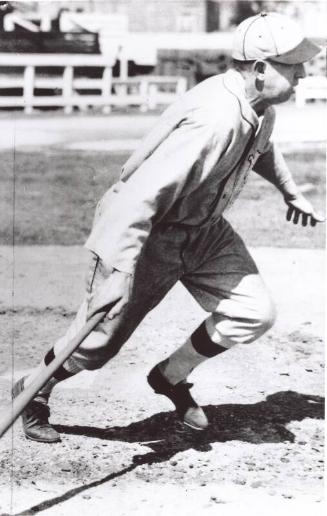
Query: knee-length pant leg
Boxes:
[
  {"xmin": 181, "ymin": 219, "xmax": 276, "ymax": 347},
  {"xmin": 53, "ymin": 227, "xmax": 184, "ymax": 370}
]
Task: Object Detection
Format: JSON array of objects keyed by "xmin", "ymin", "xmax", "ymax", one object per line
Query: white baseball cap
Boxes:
[{"xmin": 232, "ymin": 12, "xmax": 321, "ymax": 64}]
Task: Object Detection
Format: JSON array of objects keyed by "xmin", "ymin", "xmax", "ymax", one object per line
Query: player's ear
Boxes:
[{"xmin": 254, "ymin": 60, "xmax": 267, "ymax": 91}]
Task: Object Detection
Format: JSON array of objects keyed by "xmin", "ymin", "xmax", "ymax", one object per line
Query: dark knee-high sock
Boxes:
[{"xmin": 159, "ymin": 320, "xmax": 230, "ymax": 385}]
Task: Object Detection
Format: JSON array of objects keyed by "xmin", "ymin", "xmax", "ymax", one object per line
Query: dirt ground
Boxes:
[{"xmin": 0, "ymin": 246, "xmax": 324, "ymax": 516}]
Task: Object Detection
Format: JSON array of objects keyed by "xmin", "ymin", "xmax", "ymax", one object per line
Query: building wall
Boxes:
[
  {"xmin": 94, "ymin": 0, "xmax": 207, "ymax": 32},
  {"xmin": 129, "ymin": 0, "xmax": 207, "ymax": 32},
  {"xmin": 34, "ymin": 0, "xmax": 207, "ymax": 32},
  {"xmin": 25, "ymin": 0, "xmax": 327, "ymax": 37}
]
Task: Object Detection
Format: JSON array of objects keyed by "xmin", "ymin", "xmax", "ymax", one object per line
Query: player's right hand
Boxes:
[{"xmin": 88, "ymin": 269, "xmax": 133, "ymax": 320}]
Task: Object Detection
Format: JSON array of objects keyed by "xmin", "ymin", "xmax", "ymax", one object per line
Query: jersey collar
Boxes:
[{"xmin": 223, "ymin": 69, "xmax": 259, "ymax": 130}]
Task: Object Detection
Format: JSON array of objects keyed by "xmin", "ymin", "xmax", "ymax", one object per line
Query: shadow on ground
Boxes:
[{"xmin": 13, "ymin": 391, "xmax": 324, "ymax": 515}]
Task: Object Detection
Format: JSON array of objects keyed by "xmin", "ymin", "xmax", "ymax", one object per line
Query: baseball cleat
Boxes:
[
  {"xmin": 12, "ymin": 377, "xmax": 61, "ymax": 443},
  {"xmin": 147, "ymin": 365, "xmax": 209, "ymax": 431}
]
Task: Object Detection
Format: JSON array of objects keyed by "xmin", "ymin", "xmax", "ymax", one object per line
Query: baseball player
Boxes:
[{"xmin": 13, "ymin": 12, "xmax": 324, "ymax": 442}]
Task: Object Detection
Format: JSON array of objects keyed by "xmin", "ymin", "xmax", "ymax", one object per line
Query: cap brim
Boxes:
[{"xmin": 270, "ymin": 38, "xmax": 322, "ymax": 64}]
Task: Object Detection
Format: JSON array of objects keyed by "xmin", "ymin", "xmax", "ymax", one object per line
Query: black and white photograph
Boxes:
[{"xmin": 0, "ymin": 1, "xmax": 325, "ymax": 514}]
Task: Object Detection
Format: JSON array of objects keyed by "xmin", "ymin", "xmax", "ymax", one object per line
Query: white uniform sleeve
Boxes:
[{"xmin": 253, "ymin": 141, "xmax": 296, "ymax": 193}]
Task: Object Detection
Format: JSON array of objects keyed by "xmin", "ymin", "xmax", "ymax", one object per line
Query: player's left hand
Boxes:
[{"xmin": 285, "ymin": 193, "xmax": 325, "ymax": 227}]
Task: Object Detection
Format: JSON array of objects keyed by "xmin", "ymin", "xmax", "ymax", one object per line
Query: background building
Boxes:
[
  {"xmin": 0, "ymin": 1, "xmax": 325, "ymax": 112},
  {"xmin": 18, "ymin": 0, "xmax": 326, "ymax": 37}
]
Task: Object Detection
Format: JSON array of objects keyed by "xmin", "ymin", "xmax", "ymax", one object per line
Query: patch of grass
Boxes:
[
  {"xmin": 0, "ymin": 149, "xmax": 324, "ymax": 247},
  {"xmin": 0, "ymin": 150, "xmax": 123, "ymax": 245}
]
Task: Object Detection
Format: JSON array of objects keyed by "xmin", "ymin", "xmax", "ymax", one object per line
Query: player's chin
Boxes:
[{"xmin": 274, "ymin": 89, "xmax": 294, "ymax": 104}]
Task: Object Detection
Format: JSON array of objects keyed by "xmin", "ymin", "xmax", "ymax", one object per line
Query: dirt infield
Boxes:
[{"xmin": 0, "ymin": 245, "xmax": 324, "ymax": 515}]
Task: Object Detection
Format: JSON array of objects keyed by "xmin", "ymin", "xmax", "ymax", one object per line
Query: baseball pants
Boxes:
[{"xmin": 53, "ymin": 217, "xmax": 276, "ymax": 372}]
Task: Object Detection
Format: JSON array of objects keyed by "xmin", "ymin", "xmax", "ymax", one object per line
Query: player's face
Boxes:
[{"xmin": 264, "ymin": 61, "xmax": 306, "ymax": 104}]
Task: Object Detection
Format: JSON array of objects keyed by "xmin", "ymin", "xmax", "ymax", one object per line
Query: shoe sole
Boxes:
[
  {"xmin": 183, "ymin": 420, "xmax": 208, "ymax": 431},
  {"xmin": 25, "ymin": 434, "xmax": 61, "ymax": 443}
]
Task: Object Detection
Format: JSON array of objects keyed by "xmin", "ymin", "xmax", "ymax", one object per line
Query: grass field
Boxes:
[{"xmin": 0, "ymin": 148, "xmax": 325, "ymax": 248}]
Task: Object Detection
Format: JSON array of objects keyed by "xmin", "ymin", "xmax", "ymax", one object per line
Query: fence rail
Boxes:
[
  {"xmin": 295, "ymin": 76, "xmax": 327, "ymax": 107},
  {"xmin": 0, "ymin": 53, "xmax": 187, "ymax": 113}
]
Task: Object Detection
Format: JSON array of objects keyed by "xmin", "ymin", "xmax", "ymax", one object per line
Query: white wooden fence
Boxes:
[
  {"xmin": 295, "ymin": 76, "xmax": 327, "ymax": 107},
  {"xmin": 0, "ymin": 53, "xmax": 187, "ymax": 114}
]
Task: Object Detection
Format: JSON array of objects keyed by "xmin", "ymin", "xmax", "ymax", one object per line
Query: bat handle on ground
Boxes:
[{"xmin": 0, "ymin": 310, "xmax": 107, "ymax": 439}]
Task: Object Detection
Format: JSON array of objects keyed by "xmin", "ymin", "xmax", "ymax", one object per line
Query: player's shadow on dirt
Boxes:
[
  {"xmin": 55, "ymin": 390, "xmax": 324, "ymax": 465},
  {"xmin": 16, "ymin": 391, "xmax": 323, "ymax": 515}
]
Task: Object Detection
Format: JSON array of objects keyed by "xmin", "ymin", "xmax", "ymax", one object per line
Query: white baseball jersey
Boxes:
[{"xmin": 86, "ymin": 69, "xmax": 292, "ymax": 274}]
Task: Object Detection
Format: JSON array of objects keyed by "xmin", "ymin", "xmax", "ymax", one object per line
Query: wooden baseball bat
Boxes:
[{"xmin": 0, "ymin": 310, "xmax": 107, "ymax": 439}]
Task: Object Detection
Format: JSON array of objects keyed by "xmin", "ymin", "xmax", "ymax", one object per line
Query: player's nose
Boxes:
[{"xmin": 295, "ymin": 63, "xmax": 306, "ymax": 79}]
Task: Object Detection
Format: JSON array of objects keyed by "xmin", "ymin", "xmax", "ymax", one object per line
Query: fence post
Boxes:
[
  {"xmin": 176, "ymin": 77, "xmax": 187, "ymax": 95},
  {"xmin": 63, "ymin": 65, "xmax": 74, "ymax": 114},
  {"xmin": 23, "ymin": 65, "xmax": 35, "ymax": 114},
  {"xmin": 102, "ymin": 66, "xmax": 112, "ymax": 114},
  {"xmin": 139, "ymin": 78, "xmax": 148, "ymax": 112},
  {"xmin": 147, "ymin": 82, "xmax": 157, "ymax": 110},
  {"xmin": 118, "ymin": 48, "xmax": 128, "ymax": 98}
]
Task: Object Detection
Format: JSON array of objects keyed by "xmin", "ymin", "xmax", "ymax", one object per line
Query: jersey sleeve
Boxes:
[{"xmin": 253, "ymin": 141, "xmax": 294, "ymax": 191}]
